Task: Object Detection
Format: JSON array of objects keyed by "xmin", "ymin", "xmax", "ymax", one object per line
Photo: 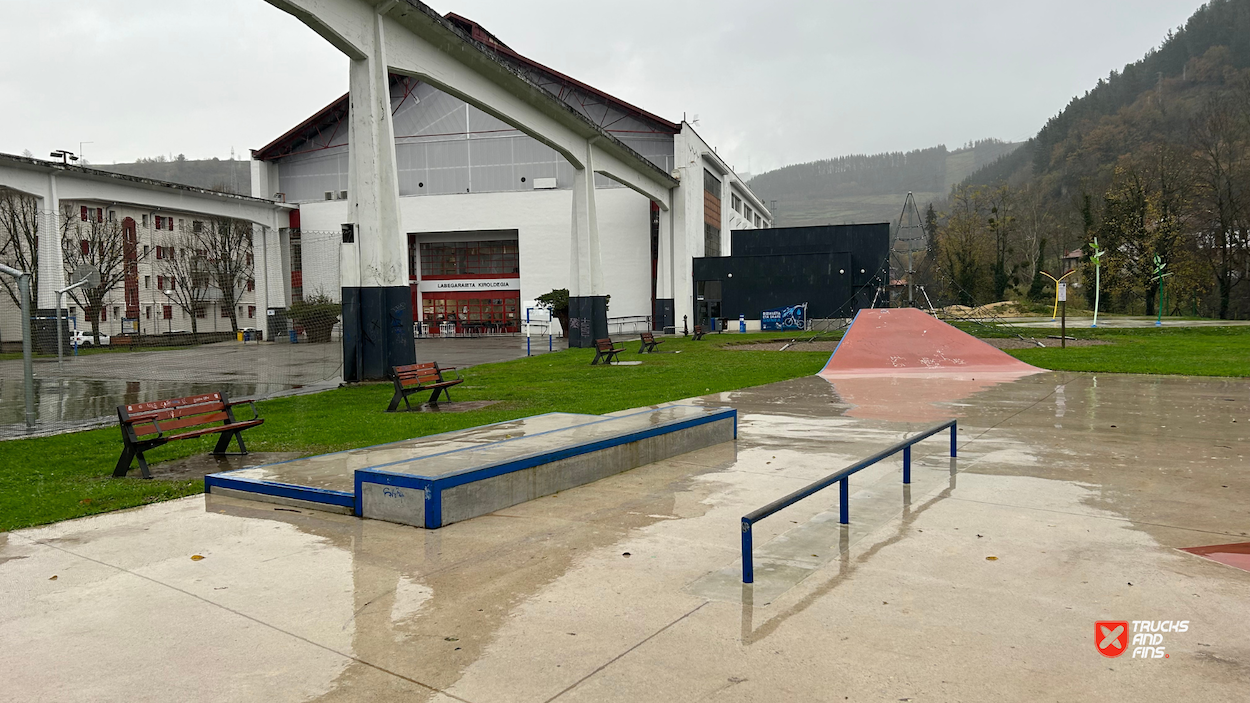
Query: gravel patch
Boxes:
[
  {"xmin": 725, "ymin": 341, "xmax": 842, "ymax": 352},
  {"xmin": 982, "ymin": 337, "xmax": 1112, "ymax": 350},
  {"xmin": 725, "ymin": 337, "xmax": 1111, "ymax": 352}
]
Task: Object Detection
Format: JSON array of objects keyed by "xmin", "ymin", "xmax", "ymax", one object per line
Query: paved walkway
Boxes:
[{"xmin": 3, "ymin": 372, "xmax": 1247, "ymax": 701}]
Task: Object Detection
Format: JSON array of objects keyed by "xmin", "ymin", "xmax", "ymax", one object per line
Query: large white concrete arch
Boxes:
[
  {"xmin": 267, "ymin": 0, "xmax": 676, "ymax": 208},
  {"xmin": 265, "ymin": 0, "xmax": 680, "ymax": 370}
]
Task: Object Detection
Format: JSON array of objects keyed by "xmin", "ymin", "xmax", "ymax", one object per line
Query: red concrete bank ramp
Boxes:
[
  {"xmin": 819, "ymin": 309, "xmax": 1044, "ymax": 421},
  {"xmin": 820, "ymin": 308, "xmax": 1042, "ymax": 378}
]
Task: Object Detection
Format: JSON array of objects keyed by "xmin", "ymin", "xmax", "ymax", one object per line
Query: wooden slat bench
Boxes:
[
  {"xmin": 638, "ymin": 331, "xmax": 664, "ymax": 353},
  {"xmin": 591, "ymin": 338, "xmax": 624, "ymax": 365},
  {"xmin": 691, "ymin": 325, "xmax": 707, "ymax": 341},
  {"xmin": 387, "ymin": 362, "xmax": 463, "ymax": 412},
  {"xmin": 115, "ymin": 392, "xmax": 263, "ymax": 479}
]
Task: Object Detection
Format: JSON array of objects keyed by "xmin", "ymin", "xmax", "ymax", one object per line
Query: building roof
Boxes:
[
  {"xmin": 0, "ymin": 152, "xmax": 289, "ymax": 209},
  {"xmin": 253, "ymin": 10, "xmax": 678, "ymax": 162},
  {"xmin": 443, "ymin": 14, "xmax": 680, "ymax": 133}
]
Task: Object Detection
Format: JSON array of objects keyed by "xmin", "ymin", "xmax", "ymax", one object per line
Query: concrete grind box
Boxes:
[
  {"xmin": 357, "ymin": 407, "xmax": 736, "ymax": 528},
  {"xmin": 206, "ymin": 405, "xmax": 736, "ymax": 529}
]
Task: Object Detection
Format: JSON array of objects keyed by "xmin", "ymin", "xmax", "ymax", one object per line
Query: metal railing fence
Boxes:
[{"xmin": 740, "ymin": 420, "xmax": 957, "ymax": 583}]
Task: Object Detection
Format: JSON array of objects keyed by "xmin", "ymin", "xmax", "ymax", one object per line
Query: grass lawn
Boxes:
[
  {"xmin": 992, "ymin": 325, "xmax": 1250, "ymax": 377},
  {"xmin": 0, "ymin": 333, "xmax": 828, "ymax": 532}
]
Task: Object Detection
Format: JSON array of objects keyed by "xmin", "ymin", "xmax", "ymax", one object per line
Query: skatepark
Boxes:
[
  {"xmin": 2, "ymin": 310, "xmax": 1247, "ymax": 702},
  {"xmin": 2, "ymin": 2, "xmax": 1249, "ymax": 699}
]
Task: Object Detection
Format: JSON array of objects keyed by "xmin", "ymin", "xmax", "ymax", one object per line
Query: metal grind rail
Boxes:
[{"xmin": 740, "ymin": 420, "xmax": 957, "ymax": 584}]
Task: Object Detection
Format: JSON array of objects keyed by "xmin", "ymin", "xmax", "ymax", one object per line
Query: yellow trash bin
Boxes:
[{"xmin": 237, "ymin": 331, "xmax": 244, "ymax": 342}]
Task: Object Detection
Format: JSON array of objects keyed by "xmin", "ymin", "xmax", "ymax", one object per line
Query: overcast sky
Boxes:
[{"xmin": 0, "ymin": 0, "xmax": 1199, "ymax": 175}]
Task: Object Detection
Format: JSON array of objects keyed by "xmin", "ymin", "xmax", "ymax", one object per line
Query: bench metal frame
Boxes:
[
  {"xmin": 591, "ymin": 338, "xmax": 624, "ymax": 365},
  {"xmin": 740, "ymin": 420, "xmax": 957, "ymax": 583},
  {"xmin": 638, "ymin": 332, "xmax": 664, "ymax": 354}
]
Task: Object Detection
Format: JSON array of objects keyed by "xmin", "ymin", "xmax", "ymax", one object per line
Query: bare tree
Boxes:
[
  {"xmin": 1015, "ymin": 183, "xmax": 1054, "ymax": 300},
  {"xmin": 0, "ymin": 188, "xmax": 40, "ymax": 312},
  {"xmin": 61, "ymin": 205, "xmax": 147, "ymax": 345},
  {"xmin": 153, "ymin": 227, "xmax": 212, "ymax": 340},
  {"xmin": 195, "ymin": 217, "xmax": 253, "ymax": 333},
  {"xmin": 1190, "ymin": 94, "xmax": 1250, "ymax": 319}
]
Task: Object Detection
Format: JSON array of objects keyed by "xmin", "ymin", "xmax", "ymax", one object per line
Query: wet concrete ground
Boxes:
[
  {"xmin": 0, "ymin": 336, "xmax": 563, "ymax": 439},
  {"xmin": 2, "ymin": 371, "xmax": 1248, "ymax": 701}
]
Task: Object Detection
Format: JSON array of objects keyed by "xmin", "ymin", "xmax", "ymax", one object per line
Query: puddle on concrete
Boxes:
[
  {"xmin": 147, "ymin": 452, "xmax": 303, "ymax": 481},
  {"xmin": 0, "ymin": 377, "xmax": 291, "ymax": 439}
]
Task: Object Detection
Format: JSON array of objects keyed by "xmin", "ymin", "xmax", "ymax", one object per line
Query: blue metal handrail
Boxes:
[{"xmin": 740, "ymin": 419, "xmax": 957, "ymax": 583}]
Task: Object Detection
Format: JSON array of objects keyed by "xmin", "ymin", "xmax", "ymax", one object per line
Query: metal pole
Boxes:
[
  {"xmin": 839, "ymin": 477, "xmax": 849, "ymax": 524},
  {"xmin": 1, "ymin": 264, "xmax": 36, "ymax": 428},
  {"xmin": 907, "ymin": 248, "xmax": 914, "ymax": 307},
  {"xmin": 19, "ymin": 273, "xmax": 34, "ymax": 427},
  {"xmin": 903, "ymin": 445, "xmax": 911, "ymax": 484},
  {"xmin": 56, "ymin": 290, "xmax": 64, "ymax": 367},
  {"xmin": 1061, "ymin": 299, "xmax": 1066, "ymax": 349},
  {"xmin": 1157, "ymin": 274, "xmax": 1164, "ymax": 327},
  {"xmin": 950, "ymin": 424, "xmax": 957, "ymax": 457},
  {"xmin": 1092, "ymin": 264, "xmax": 1101, "ymax": 328},
  {"xmin": 20, "ymin": 274, "xmax": 34, "ymax": 427},
  {"xmin": 741, "ymin": 520, "xmax": 753, "ymax": 584}
]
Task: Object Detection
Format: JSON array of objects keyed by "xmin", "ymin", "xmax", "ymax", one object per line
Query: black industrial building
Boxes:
[{"xmin": 691, "ymin": 223, "xmax": 890, "ymax": 328}]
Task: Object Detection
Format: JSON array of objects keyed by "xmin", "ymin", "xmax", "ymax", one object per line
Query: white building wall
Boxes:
[
  {"xmin": 664, "ymin": 123, "xmax": 773, "ymax": 329},
  {"xmin": 294, "ymin": 187, "xmax": 653, "ymax": 319}
]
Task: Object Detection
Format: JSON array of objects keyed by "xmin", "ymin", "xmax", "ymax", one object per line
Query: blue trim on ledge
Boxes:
[
  {"xmin": 205, "ymin": 473, "xmax": 355, "ymax": 509},
  {"xmin": 436, "ymin": 409, "xmax": 736, "ymax": 490},
  {"xmin": 206, "ymin": 411, "xmax": 582, "ymax": 480}
]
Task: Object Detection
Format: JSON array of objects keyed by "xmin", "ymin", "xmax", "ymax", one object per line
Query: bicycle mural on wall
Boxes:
[{"xmin": 761, "ymin": 303, "xmax": 808, "ymax": 331}]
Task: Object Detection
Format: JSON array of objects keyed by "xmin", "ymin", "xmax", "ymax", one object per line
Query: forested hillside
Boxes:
[
  {"xmin": 924, "ymin": 0, "xmax": 1250, "ymax": 319},
  {"xmin": 97, "ymin": 156, "xmax": 251, "ymax": 194},
  {"xmin": 747, "ymin": 140, "xmax": 1020, "ymax": 227}
]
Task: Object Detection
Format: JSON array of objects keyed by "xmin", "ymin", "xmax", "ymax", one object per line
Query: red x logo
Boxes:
[{"xmin": 1096, "ymin": 621, "xmax": 1129, "ymax": 657}]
